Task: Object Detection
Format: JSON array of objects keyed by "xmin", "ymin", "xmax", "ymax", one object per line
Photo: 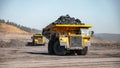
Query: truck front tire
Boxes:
[
  {"xmin": 48, "ymin": 41, "xmax": 54, "ymax": 55},
  {"xmin": 32, "ymin": 39, "xmax": 36, "ymax": 46},
  {"xmin": 53, "ymin": 41, "xmax": 66, "ymax": 56}
]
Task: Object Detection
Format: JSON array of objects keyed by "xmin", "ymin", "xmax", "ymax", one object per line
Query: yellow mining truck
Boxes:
[
  {"xmin": 42, "ymin": 24, "xmax": 92, "ymax": 55},
  {"xmin": 31, "ymin": 34, "xmax": 46, "ymax": 46}
]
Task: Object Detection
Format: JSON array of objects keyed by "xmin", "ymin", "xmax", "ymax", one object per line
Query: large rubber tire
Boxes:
[
  {"xmin": 48, "ymin": 41, "xmax": 54, "ymax": 55},
  {"xmin": 53, "ymin": 41, "xmax": 66, "ymax": 56},
  {"xmin": 68, "ymin": 50, "xmax": 75, "ymax": 55},
  {"xmin": 32, "ymin": 39, "xmax": 36, "ymax": 46},
  {"xmin": 76, "ymin": 47, "xmax": 88, "ymax": 55}
]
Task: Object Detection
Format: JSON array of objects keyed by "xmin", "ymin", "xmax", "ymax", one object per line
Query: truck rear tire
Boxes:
[
  {"xmin": 76, "ymin": 47, "xmax": 88, "ymax": 55},
  {"xmin": 53, "ymin": 41, "xmax": 66, "ymax": 56},
  {"xmin": 48, "ymin": 41, "xmax": 54, "ymax": 55}
]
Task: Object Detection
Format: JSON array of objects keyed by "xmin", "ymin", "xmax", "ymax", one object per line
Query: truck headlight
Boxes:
[
  {"xmin": 86, "ymin": 42, "xmax": 91, "ymax": 46},
  {"xmin": 60, "ymin": 42, "xmax": 67, "ymax": 46}
]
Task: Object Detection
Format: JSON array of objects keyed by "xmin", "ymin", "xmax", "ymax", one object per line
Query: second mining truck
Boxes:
[
  {"xmin": 31, "ymin": 34, "xmax": 46, "ymax": 46},
  {"xmin": 42, "ymin": 24, "xmax": 92, "ymax": 55}
]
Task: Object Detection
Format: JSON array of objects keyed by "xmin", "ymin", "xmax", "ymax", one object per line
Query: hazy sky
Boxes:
[{"xmin": 0, "ymin": 0, "xmax": 120, "ymax": 34}]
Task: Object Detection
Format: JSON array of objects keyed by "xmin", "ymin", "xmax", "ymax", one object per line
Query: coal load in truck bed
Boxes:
[
  {"xmin": 42, "ymin": 15, "xmax": 84, "ymax": 39},
  {"xmin": 53, "ymin": 14, "xmax": 82, "ymax": 24}
]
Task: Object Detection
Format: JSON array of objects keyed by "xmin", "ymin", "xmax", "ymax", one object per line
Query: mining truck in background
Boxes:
[
  {"xmin": 31, "ymin": 34, "xmax": 46, "ymax": 46},
  {"xmin": 42, "ymin": 15, "xmax": 93, "ymax": 55}
]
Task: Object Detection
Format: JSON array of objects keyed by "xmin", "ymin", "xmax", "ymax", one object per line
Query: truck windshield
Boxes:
[
  {"xmin": 34, "ymin": 36, "xmax": 42, "ymax": 38},
  {"xmin": 81, "ymin": 28, "xmax": 89, "ymax": 35}
]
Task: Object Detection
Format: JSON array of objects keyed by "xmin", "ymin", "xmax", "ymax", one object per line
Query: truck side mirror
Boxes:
[{"xmin": 89, "ymin": 31, "xmax": 94, "ymax": 37}]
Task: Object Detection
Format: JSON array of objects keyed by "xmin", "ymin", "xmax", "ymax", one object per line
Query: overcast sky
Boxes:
[{"xmin": 0, "ymin": 0, "xmax": 120, "ymax": 34}]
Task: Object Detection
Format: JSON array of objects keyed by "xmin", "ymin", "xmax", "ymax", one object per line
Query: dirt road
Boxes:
[{"xmin": 0, "ymin": 44, "xmax": 120, "ymax": 68}]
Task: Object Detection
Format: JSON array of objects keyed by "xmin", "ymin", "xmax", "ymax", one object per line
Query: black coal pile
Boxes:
[
  {"xmin": 53, "ymin": 14, "xmax": 83, "ymax": 24},
  {"xmin": 42, "ymin": 15, "xmax": 84, "ymax": 39}
]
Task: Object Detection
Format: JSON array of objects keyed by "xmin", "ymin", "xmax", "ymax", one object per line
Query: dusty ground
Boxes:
[{"xmin": 0, "ymin": 42, "xmax": 120, "ymax": 68}]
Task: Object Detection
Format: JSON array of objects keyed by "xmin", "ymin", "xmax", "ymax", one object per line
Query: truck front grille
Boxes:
[{"xmin": 69, "ymin": 36, "xmax": 82, "ymax": 49}]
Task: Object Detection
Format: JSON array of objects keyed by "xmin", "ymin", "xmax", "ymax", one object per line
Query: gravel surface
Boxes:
[{"xmin": 0, "ymin": 43, "xmax": 120, "ymax": 68}]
